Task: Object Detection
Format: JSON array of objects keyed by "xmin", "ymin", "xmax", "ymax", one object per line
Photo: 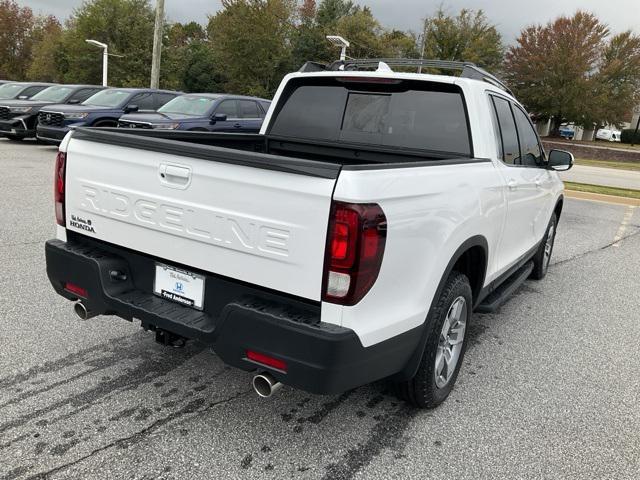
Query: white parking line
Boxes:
[{"xmin": 613, "ymin": 206, "xmax": 636, "ymax": 247}]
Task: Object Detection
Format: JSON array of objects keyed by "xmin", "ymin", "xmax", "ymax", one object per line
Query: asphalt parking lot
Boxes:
[{"xmin": 1, "ymin": 138, "xmax": 639, "ymax": 480}]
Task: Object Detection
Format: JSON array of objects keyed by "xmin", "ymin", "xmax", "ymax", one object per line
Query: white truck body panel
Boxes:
[
  {"xmin": 63, "ymin": 137, "xmax": 336, "ymax": 300},
  {"xmin": 332, "ymin": 161, "xmax": 506, "ymax": 346}
]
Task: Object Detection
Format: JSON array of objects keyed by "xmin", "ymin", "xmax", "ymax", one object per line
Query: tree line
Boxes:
[{"xmin": 1, "ymin": 0, "xmax": 639, "ymax": 132}]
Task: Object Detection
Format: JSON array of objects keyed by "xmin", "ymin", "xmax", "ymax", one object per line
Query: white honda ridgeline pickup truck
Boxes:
[{"xmin": 46, "ymin": 59, "xmax": 573, "ymax": 408}]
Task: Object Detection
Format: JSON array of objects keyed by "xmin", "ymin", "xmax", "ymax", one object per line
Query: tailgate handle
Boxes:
[{"xmin": 159, "ymin": 164, "xmax": 191, "ymax": 189}]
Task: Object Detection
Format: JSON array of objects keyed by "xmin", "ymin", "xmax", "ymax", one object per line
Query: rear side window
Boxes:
[
  {"xmin": 238, "ymin": 100, "xmax": 262, "ymax": 118},
  {"xmin": 512, "ymin": 106, "xmax": 543, "ymax": 166},
  {"xmin": 269, "ymin": 78, "xmax": 471, "ymax": 156},
  {"xmin": 491, "ymin": 96, "xmax": 520, "ymax": 165}
]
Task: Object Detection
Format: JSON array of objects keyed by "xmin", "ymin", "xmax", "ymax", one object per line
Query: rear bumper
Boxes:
[
  {"xmin": 0, "ymin": 118, "xmax": 34, "ymax": 138},
  {"xmin": 45, "ymin": 236, "xmax": 420, "ymax": 395},
  {"xmin": 36, "ymin": 125, "xmax": 69, "ymax": 144}
]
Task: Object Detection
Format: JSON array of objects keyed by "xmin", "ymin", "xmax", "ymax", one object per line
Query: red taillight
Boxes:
[
  {"xmin": 322, "ymin": 201, "xmax": 387, "ymax": 306},
  {"xmin": 54, "ymin": 151, "xmax": 66, "ymax": 226},
  {"xmin": 246, "ymin": 350, "xmax": 287, "ymax": 372},
  {"xmin": 64, "ymin": 282, "xmax": 87, "ymax": 298},
  {"xmin": 336, "ymin": 77, "xmax": 402, "ymax": 84}
]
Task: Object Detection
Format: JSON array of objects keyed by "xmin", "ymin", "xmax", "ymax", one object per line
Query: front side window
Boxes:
[
  {"xmin": 491, "ymin": 96, "xmax": 520, "ymax": 165},
  {"xmin": 128, "ymin": 93, "xmax": 155, "ymax": 110},
  {"xmin": 215, "ymin": 100, "xmax": 237, "ymax": 118},
  {"xmin": 513, "ymin": 106, "xmax": 543, "ymax": 166}
]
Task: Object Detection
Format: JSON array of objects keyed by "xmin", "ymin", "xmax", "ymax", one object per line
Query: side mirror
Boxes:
[
  {"xmin": 124, "ymin": 104, "xmax": 139, "ymax": 113},
  {"xmin": 210, "ymin": 113, "xmax": 227, "ymax": 124},
  {"xmin": 68, "ymin": 99, "xmax": 81, "ymax": 105},
  {"xmin": 18, "ymin": 95, "xmax": 28, "ymax": 100},
  {"xmin": 548, "ymin": 149, "xmax": 574, "ymax": 171}
]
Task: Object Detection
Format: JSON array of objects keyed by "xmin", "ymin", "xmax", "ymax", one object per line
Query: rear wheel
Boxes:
[
  {"xmin": 531, "ymin": 213, "xmax": 557, "ymax": 280},
  {"xmin": 395, "ymin": 272, "xmax": 472, "ymax": 408}
]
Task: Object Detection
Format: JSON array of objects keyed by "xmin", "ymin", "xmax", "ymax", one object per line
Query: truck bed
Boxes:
[{"xmin": 76, "ymin": 127, "xmax": 479, "ymax": 179}]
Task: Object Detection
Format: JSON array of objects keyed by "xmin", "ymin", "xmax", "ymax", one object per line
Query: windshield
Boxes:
[
  {"xmin": 83, "ymin": 89, "xmax": 131, "ymax": 108},
  {"xmin": 158, "ymin": 96, "xmax": 217, "ymax": 116},
  {"xmin": 0, "ymin": 84, "xmax": 26, "ymax": 99},
  {"xmin": 31, "ymin": 86, "xmax": 74, "ymax": 102}
]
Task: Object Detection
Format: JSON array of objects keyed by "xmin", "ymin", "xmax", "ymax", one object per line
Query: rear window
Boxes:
[{"xmin": 269, "ymin": 78, "xmax": 471, "ymax": 156}]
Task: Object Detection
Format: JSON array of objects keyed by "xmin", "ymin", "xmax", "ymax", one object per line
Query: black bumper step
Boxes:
[{"xmin": 476, "ymin": 261, "xmax": 534, "ymax": 313}]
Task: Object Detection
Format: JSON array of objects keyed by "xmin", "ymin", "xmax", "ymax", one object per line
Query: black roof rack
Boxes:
[{"xmin": 298, "ymin": 58, "xmax": 512, "ymax": 96}]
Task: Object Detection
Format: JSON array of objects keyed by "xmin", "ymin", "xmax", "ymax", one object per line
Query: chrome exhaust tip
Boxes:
[
  {"xmin": 252, "ymin": 372, "xmax": 282, "ymax": 398},
  {"xmin": 73, "ymin": 302, "xmax": 98, "ymax": 320}
]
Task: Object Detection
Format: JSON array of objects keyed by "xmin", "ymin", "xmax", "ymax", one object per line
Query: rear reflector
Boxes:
[
  {"xmin": 64, "ymin": 282, "xmax": 87, "ymax": 298},
  {"xmin": 54, "ymin": 151, "xmax": 66, "ymax": 226},
  {"xmin": 246, "ymin": 350, "xmax": 287, "ymax": 372},
  {"xmin": 322, "ymin": 201, "xmax": 387, "ymax": 306}
]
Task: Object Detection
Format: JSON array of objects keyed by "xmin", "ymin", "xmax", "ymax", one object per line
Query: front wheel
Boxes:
[
  {"xmin": 5, "ymin": 134, "xmax": 23, "ymax": 141},
  {"xmin": 395, "ymin": 272, "xmax": 472, "ymax": 408},
  {"xmin": 531, "ymin": 213, "xmax": 557, "ymax": 280}
]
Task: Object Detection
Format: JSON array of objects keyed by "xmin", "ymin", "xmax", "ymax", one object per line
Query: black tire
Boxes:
[
  {"xmin": 530, "ymin": 213, "xmax": 557, "ymax": 280},
  {"xmin": 395, "ymin": 272, "xmax": 472, "ymax": 408},
  {"xmin": 5, "ymin": 135, "xmax": 23, "ymax": 141}
]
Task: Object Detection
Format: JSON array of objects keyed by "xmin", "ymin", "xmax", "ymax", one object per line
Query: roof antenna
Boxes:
[
  {"xmin": 376, "ymin": 61, "xmax": 393, "ymax": 73},
  {"xmin": 326, "ymin": 35, "xmax": 350, "ymax": 67}
]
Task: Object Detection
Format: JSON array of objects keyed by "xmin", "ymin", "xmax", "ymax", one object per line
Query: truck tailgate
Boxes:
[{"xmin": 63, "ymin": 133, "xmax": 338, "ymax": 301}]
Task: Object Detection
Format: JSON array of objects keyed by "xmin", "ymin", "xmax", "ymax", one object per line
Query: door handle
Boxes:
[
  {"xmin": 507, "ymin": 179, "xmax": 518, "ymax": 191},
  {"xmin": 159, "ymin": 163, "xmax": 191, "ymax": 189},
  {"xmin": 233, "ymin": 123, "xmax": 242, "ymax": 128}
]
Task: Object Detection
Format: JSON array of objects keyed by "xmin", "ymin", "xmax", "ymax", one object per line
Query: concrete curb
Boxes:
[{"xmin": 565, "ymin": 189, "xmax": 640, "ymax": 207}]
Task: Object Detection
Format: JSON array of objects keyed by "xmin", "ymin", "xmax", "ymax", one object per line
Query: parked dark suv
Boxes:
[
  {"xmin": 117, "ymin": 94, "xmax": 271, "ymax": 132},
  {"xmin": 0, "ymin": 84, "xmax": 105, "ymax": 140},
  {"xmin": 0, "ymin": 82, "xmax": 54, "ymax": 101},
  {"xmin": 36, "ymin": 88, "xmax": 180, "ymax": 144}
]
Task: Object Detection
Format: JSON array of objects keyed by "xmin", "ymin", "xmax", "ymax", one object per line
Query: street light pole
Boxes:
[
  {"xmin": 85, "ymin": 39, "xmax": 108, "ymax": 86},
  {"xmin": 326, "ymin": 36, "xmax": 350, "ymax": 62},
  {"xmin": 150, "ymin": 0, "xmax": 165, "ymax": 89}
]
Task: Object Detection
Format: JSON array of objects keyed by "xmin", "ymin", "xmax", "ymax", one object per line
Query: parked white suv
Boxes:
[{"xmin": 45, "ymin": 59, "xmax": 573, "ymax": 408}]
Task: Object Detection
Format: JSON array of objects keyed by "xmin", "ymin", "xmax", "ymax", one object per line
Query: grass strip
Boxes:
[
  {"xmin": 564, "ymin": 181, "xmax": 640, "ymax": 199},
  {"xmin": 574, "ymin": 158, "xmax": 640, "ymax": 171}
]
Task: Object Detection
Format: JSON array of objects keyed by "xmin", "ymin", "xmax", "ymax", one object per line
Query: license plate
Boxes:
[{"xmin": 153, "ymin": 264, "xmax": 205, "ymax": 310}]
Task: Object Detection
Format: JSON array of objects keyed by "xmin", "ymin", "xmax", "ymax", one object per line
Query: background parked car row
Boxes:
[{"xmin": 0, "ymin": 81, "xmax": 271, "ymax": 144}]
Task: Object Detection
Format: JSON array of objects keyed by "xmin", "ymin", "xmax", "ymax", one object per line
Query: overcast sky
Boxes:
[{"xmin": 16, "ymin": 0, "xmax": 640, "ymax": 43}]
